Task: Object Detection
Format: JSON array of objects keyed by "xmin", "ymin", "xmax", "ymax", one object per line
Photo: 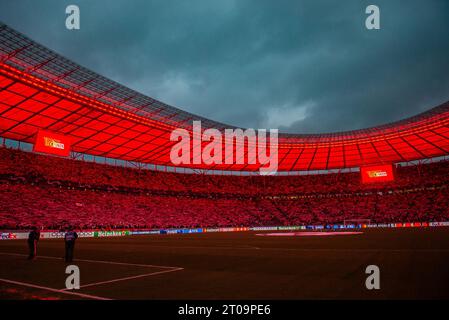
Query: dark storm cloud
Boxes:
[{"xmin": 1, "ymin": 0, "xmax": 448, "ymax": 133}]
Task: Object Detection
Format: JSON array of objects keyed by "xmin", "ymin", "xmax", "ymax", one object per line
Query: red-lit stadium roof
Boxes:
[{"xmin": 1, "ymin": 22, "xmax": 449, "ymax": 172}]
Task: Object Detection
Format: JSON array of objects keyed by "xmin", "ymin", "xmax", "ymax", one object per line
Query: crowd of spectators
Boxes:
[{"xmin": 0, "ymin": 146, "xmax": 448, "ymax": 230}]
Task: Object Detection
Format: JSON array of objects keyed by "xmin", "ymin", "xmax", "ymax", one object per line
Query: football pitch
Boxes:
[{"xmin": 1, "ymin": 227, "xmax": 448, "ymax": 300}]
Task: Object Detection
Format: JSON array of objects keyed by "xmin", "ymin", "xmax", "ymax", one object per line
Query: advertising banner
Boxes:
[
  {"xmin": 94, "ymin": 230, "xmax": 129, "ymax": 237},
  {"xmin": 1, "ymin": 222, "xmax": 449, "ymax": 240},
  {"xmin": 33, "ymin": 129, "xmax": 71, "ymax": 157}
]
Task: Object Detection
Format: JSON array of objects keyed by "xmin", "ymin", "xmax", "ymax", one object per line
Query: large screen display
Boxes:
[
  {"xmin": 33, "ymin": 130, "xmax": 71, "ymax": 157},
  {"xmin": 360, "ymin": 164, "xmax": 394, "ymax": 183}
]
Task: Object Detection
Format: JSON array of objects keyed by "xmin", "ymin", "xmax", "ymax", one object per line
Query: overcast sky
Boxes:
[{"xmin": 0, "ymin": 0, "xmax": 448, "ymax": 134}]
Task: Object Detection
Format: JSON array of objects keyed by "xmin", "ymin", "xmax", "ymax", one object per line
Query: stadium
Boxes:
[{"xmin": 0, "ymin": 20, "xmax": 448, "ymax": 300}]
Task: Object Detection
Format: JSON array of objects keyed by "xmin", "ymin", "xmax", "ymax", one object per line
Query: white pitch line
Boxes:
[
  {"xmin": 61, "ymin": 267, "xmax": 184, "ymax": 291},
  {"xmin": 62, "ymin": 257, "xmax": 181, "ymax": 269},
  {"xmin": 0, "ymin": 252, "xmax": 182, "ymax": 269},
  {"xmin": 0, "ymin": 251, "xmax": 185, "ymax": 293},
  {"xmin": 0, "ymin": 278, "xmax": 111, "ymax": 300}
]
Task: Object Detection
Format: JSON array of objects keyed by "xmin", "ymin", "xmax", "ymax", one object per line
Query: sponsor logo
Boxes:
[
  {"xmin": 361, "ymin": 164, "xmax": 394, "ymax": 183},
  {"xmin": 367, "ymin": 170, "xmax": 387, "ymax": 178},
  {"xmin": 44, "ymin": 137, "xmax": 65, "ymax": 150}
]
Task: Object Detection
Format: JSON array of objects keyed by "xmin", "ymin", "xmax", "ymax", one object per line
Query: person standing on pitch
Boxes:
[
  {"xmin": 64, "ymin": 226, "xmax": 78, "ymax": 263},
  {"xmin": 27, "ymin": 226, "xmax": 40, "ymax": 260}
]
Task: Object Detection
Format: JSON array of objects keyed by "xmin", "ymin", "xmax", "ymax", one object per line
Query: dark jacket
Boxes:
[
  {"xmin": 28, "ymin": 230, "xmax": 40, "ymax": 242},
  {"xmin": 64, "ymin": 231, "xmax": 78, "ymax": 242}
]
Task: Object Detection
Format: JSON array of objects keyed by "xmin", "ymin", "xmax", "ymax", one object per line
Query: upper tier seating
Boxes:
[{"xmin": 0, "ymin": 146, "xmax": 448, "ymax": 230}]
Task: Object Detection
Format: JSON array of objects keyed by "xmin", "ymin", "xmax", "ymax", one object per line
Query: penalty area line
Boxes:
[
  {"xmin": 0, "ymin": 278, "xmax": 111, "ymax": 300},
  {"xmin": 0, "ymin": 252, "xmax": 185, "ymax": 293},
  {"xmin": 61, "ymin": 267, "xmax": 184, "ymax": 291}
]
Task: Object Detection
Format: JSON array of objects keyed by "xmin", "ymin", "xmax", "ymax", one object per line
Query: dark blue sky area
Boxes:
[{"xmin": 1, "ymin": 0, "xmax": 448, "ymax": 133}]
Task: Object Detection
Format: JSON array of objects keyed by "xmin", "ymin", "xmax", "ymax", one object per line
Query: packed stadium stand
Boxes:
[{"xmin": 1, "ymin": 146, "xmax": 448, "ymax": 230}]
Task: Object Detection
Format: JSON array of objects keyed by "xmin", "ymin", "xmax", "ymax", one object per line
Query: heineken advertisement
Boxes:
[{"xmin": 94, "ymin": 230, "xmax": 130, "ymax": 238}]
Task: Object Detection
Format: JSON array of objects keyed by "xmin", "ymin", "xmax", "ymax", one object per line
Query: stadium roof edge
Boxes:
[
  {"xmin": 1, "ymin": 21, "xmax": 449, "ymax": 171},
  {"xmin": 1, "ymin": 21, "xmax": 448, "ymax": 139}
]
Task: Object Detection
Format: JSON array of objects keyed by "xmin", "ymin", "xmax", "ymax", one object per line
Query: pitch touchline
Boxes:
[{"xmin": 0, "ymin": 278, "xmax": 111, "ymax": 300}]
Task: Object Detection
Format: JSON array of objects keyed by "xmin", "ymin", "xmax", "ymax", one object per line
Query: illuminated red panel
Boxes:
[
  {"xmin": 0, "ymin": 90, "xmax": 26, "ymax": 105},
  {"xmin": 0, "ymin": 102, "xmax": 11, "ymax": 114},
  {"xmin": 360, "ymin": 164, "xmax": 394, "ymax": 184},
  {"xmin": 0, "ymin": 75, "xmax": 14, "ymax": 88},
  {"xmin": 310, "ymin": 147, "xmax": 329, "ymax": 170},
  {"xmin": 293, "ymin": 148, "xmax": 315, "ymax": 170},
  {"xmin": 17, "ymin": 99, "xmax": 48, "ymax": 113},
  {"xmin": 33, "ymin": 130, "xmax": 71, "ymax": 157},
  {"xmin": 7, "ymin": 82, "xmax": 38, "ymax": 97},
  {"xmin": 2, "ymin": 108, "xmax": 33, "ymax": 121},
  {"xmin": 33, "ymin": 92, "xmax": 60, "ymax": 104},
  {"xmin": 327, "ymin": 146, "xmax": 344, "ymax": 168}
]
